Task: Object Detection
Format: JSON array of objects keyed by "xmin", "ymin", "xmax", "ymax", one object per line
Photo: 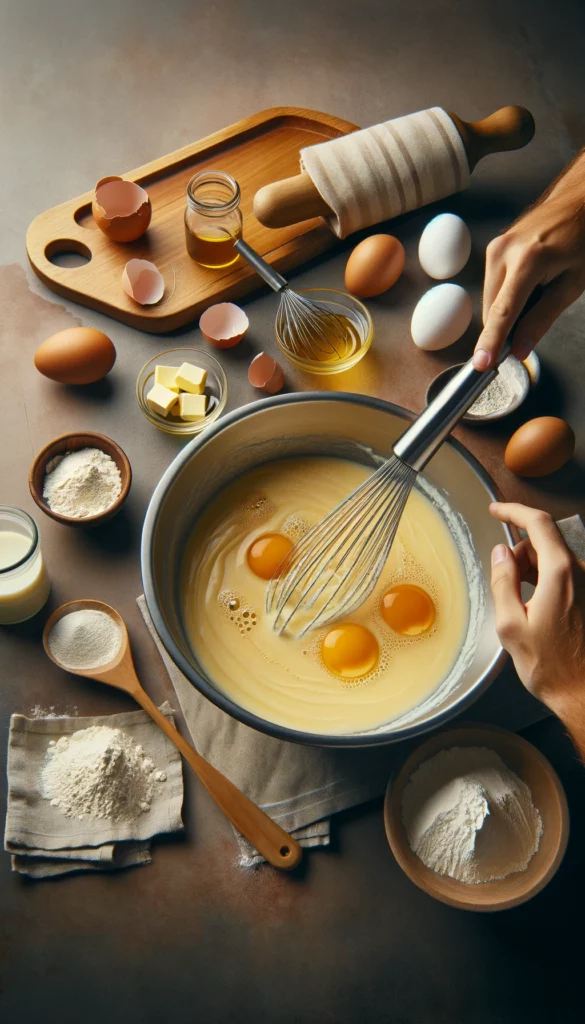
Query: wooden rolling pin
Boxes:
[{"xmin": 253, "ymin": 105, "xmax": 535, "ymax": 231}]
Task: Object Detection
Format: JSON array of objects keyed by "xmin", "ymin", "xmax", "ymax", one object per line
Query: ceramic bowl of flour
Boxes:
[
  {"xmin": 384, "ymin": 724, "xmax": 569, "ymax": 911},
  {"xmin": 29, "ymin": 431, "xmax": 132, "ymax": 527},
  {"xmin": 426, "ymin": 355, "xmax": 535, "ymax": 423}
]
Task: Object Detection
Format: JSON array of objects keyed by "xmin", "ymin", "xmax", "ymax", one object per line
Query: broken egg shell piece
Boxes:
[
  {"xmin": 248, "ymin": 352, "xmax": 284, "ymax": 394},
  {"xmin": 92, "ymin": 176, "xmax": 152, "ymax": 242},
  {"xmin": 122, "ymin": 259, "xmax": 165, "ymax": 305},
  {"xmin": 199, "ymin": 302, "xmax": 249, "ymax": 349}
]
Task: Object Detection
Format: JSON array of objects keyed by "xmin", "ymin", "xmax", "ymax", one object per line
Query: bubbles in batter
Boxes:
[
  {"xmin": 381, "ymin": 584, "xmax": 436, "ymax": 637},
  {"xmin": 218, "ymin": 590, "xmax": 258, "ymax": 636},
  {"xmin": 244, "ymin": 494, "xmax": 275, "ymax": 524},
  {"xmin": 247, "ymin": 532, "xmax": 293, "ymax": 580},
  {"xmin": 321, "ymin": 623, "xmax": 379, "ymax": 680},
  {"xmin": 281, "ymin": 514, "xmax": 310, "ymax": 542}
]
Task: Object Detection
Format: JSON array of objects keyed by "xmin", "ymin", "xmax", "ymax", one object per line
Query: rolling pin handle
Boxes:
[
  {"xmin": 450, "ymin": 105, "xmax": 535, "ymax": 171},
  {"xmin": 253, "ymin": 171, "xmax": 332, "ymax": 230}
]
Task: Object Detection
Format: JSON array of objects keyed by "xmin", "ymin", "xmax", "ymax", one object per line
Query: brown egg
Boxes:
[
  {"xmin": 34, "ymin": 327, "xmax": 116, "ymax": 385},
  {"xmin": 505, "ymin": 417, "xmax": 575, "ymax": 477},
  {"xmin": 344, "ymin": 234, "xmax": 405, "ymax": 298}
]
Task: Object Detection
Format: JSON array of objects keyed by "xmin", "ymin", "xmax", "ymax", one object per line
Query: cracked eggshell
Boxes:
[
  {"xmin": 418, "ymin": 213, "xmax": 471, "ymax": 280},
  {"xmin": 411, "ymin": 283, "xmax": 473, "ymax": 351},
  {"xmin": 248, "ymin": 352, "xmax": 284, "ymax": 394},
  {"xmin": 122, "ymin": 259, "xmax": 164, "ymax": 305},
  {"xmin": 199, "ymin": 302, "xmax": 249, "ymax": 348},
  {"xmin": 92, "ymin": 176, "xmax": 152, "ymax": 242}
]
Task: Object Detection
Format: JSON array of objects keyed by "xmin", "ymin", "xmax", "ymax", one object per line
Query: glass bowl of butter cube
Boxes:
[{"xmin": 136, "ymin": 348, "xmax": 227, "ymax": 436}]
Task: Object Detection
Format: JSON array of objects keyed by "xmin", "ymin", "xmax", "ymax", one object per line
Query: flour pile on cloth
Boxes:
[
  {"xmin": 402, "ymin": 746, "xmax": 543, "ymax": 883},
  {"xmin": 41, "ymin": 726, "xmax": 167, "ymax": 822},
  {"xmin": 43, "ymin": 447, "xmax": 121, "ymax": 518},
  {"xmin": 4, "ymin": 703, "xmax": 184, "ymax": 878}
]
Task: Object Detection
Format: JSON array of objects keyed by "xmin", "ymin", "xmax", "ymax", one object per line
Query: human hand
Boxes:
[
  {"xmin": 473, "ymin": 150, "xmax": 585, "ymax": 371},
  {"xmin": 489, "ymin": 502, "xmax": 585, "ymax": 756}
]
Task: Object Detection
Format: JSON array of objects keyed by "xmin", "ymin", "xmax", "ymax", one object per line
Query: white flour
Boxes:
[
  {"xmin": 41, "ymin": 725, "xmax": 167, "ymax": 821},
  {"xmin": 402, "ymin": 746, "xmax": 543, "ymax": 883},
  {"xmin": 468, "ymin": 357, "xmax": 526, "ymax": 418},
  {"xmin": 43, "ymin": 447, "xmax": 122, "ymax": 518},
  {"xmin": 47, "ymin": 608, "xmax": 122, "ymax": 670}
]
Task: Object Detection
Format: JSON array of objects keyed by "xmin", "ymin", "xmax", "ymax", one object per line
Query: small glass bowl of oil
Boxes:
[
  {"xmin": 185, "ymin": 170, "xmax": 242, "ymax": 269},
  {"xmin": 275, "ymin": 288, "xmax": 373, "ymax": 375},
  {"xmin": 136, "ymin": 347, "xmax": 228, "ymax": 437}
]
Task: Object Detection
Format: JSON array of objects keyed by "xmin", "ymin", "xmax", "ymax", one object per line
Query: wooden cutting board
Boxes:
[{"xmin": 26, "ymin": 107, "xmax": 357, "ymax": 333}]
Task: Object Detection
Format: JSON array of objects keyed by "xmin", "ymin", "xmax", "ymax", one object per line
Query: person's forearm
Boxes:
[
  {"xmin": 536, "ymin": 147, "xmax": 585, "ymax": 210},
  {"xmin": 548, "ymin": 693, "xmax": 585, "ymax": 763}
]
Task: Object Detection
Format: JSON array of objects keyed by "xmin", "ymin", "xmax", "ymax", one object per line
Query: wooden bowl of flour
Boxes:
[
  {"xmin": 384, "ymin": 724, "xmax": 569, "ymax": 912},
  {"xmin": 29, "ymin": 431, "xmax": 131, "ymax": 527}
]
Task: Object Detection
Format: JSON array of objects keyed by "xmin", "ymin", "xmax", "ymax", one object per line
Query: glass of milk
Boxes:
[{"xmin": 0, "ymin": 506, "xmax": 50, "ymax": 624}]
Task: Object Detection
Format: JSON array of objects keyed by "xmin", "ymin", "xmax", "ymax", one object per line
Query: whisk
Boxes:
[
  {"xmin": 234, "ymin": 238, "xmax": 362, "ymax": 362},
  {"xmin": 267, "ymin": 343, "xmax": 512, "ymax": 636}
]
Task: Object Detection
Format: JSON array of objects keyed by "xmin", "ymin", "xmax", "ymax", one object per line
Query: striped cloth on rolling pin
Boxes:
[{"xmin": 300, "ymin": 107, "xmax": 470, "ymax": 239}]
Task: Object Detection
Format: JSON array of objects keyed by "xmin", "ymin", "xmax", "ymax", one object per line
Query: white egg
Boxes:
[
  {"xmin": 411, "ymin": 284, "xmax": 473, "ymax": 351},
  {"xmin": 418, "ymin": 213, "xmax": 471, "ymax": 280}
]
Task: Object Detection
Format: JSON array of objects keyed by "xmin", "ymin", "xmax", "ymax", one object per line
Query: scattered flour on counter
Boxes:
[
  {"xmin": 43, "ymin": 447, "xmax": 122, "ymax": 518},
  {"xmin": 30, "ymin": 704, "xmax": 79, "ymax": 719},
  {"xmin": 402, "ymin": 746, "xmax": 543, "ymax": 883},
  {"xmin": 41, "ymin": 725, "xmax": 167, "ymax": 822}
]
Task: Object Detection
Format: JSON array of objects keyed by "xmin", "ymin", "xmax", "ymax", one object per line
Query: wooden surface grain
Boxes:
[
  {"xmin": 2, "ymin": 1, "xmax": 585, "ymax": 1022},
  {"xmin": 26, "ymin": 108, "xmax": 357, "ymax": 331}
]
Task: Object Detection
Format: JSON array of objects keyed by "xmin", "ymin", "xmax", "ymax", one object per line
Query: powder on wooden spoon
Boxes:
[{"xmin": 48, "ymin": 609, "xmax": 122, "ymax": 670}]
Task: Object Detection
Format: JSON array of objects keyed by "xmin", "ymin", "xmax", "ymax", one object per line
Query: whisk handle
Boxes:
[
  {"xmin": 235, "ymin": 239, "xmax": 288, "ymax": 292},
  {"xmin": 393, "ymin": 343, "xmax": 511, "ymax": 471}
]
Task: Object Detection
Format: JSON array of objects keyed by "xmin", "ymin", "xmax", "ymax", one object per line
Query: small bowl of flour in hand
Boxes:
[
  {"xmin": 384, "ymin": 724, "xmax": 569, "ymax": 912},
  {"xmin": 29, "ymin": 431, "xmax": 131, "ymax": 527}
]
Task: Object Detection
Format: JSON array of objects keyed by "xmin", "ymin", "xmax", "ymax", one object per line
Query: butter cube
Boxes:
[
  {"xmin": 178, "ymin": 393, "xmax": 207, "ymax": 422},
  {"xmin": 154, "ymin": 365, "xmax": 180, "ymax": 391},
  {"xmin": 147, "ymin": 383, "xmax": 179, "ymax": 417},
  {"xmin": 175, "ymin": 362, "xmax": 207, "ymax": 394}
]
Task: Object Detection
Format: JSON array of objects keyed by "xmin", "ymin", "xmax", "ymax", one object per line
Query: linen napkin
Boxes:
[
  {"xmin": 300, "ymin": 107, "xmax": 470, "ymax": 238},
  {"xmin": 5, "ymin": 702, "xmax": 184, "ymax": 878},
  {"xmin": 137, "ymin": 513, "xmax": 585, "ymax": 867}
]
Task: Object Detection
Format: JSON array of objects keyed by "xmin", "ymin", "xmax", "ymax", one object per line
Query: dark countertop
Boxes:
[{"xmin": 1, "ymin": 1, "xmax": 585, "ymax": 1021}]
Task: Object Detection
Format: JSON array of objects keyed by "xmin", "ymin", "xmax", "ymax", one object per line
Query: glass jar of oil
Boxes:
[{"xmin": 185, "ymin": 171, "xmax": 242, "ymax": 269}]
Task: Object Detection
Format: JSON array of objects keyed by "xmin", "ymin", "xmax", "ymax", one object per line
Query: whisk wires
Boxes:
[{"xmin": 267, "ymin": 456, "xmax": 417, "ymax": 636}]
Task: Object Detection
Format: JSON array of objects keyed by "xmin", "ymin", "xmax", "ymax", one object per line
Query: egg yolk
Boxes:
[
  {"xmin": 381, "ymin": 583, "xmax": 436, "ymax": 636},
  {"xmin": 321, "ymin": 623, "xmax": 379, "ymax": 680},
  {"xmin": 247, "ymin": 532, "xmax": 294, "ymax": 580}
]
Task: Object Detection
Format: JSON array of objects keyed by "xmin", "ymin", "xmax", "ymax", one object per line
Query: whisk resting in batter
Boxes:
[{"xmin": 267, "ymin": 344, "xmax": 512, "ymax": 636}]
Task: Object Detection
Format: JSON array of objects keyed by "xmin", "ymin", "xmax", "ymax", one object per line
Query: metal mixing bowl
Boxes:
[{"xmin": 141, "ymin": 393, "xmax": 512, "ymax": 748}]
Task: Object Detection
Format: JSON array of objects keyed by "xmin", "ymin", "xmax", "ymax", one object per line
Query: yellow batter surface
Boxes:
[{"xmin": 181, "ymin": 457, "xmax": 469, "ymax": 735}]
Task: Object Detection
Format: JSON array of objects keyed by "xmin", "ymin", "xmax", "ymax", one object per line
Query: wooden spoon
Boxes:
[{"xmin": 43, "ymin": 599, "xmax": 302, "ymax": 871}]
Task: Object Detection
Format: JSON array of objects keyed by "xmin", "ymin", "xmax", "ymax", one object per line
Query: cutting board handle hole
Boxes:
[{"xmin": 45, "ymin": 239, "xmax": 92, "ymax": 269}]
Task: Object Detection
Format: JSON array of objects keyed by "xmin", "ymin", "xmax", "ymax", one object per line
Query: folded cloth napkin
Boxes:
[
  {"xmin": 300, "ymin": 107, "xmax": 470, "ymax": 239},
  {"xmin": 137, "ymin": 513, "xmax": 585, "ymax": 867},
  {"xmin": 5, "ymin": 702, "xmax": 184, "ymax": 878}
]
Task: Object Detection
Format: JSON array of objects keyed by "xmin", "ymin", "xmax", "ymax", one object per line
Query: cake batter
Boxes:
[{"xmin": 181, "ymin": 457, "xmax": 469, "ymax": 735}]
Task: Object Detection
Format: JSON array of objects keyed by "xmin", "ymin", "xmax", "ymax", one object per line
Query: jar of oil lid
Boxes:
[
  {"xmin": 185, "ymin": 170, "xmax": 242, "ymax": 269},
  {"xmin": 0, "ymin": 506, "xmax": 50, "ymax": 624}
]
